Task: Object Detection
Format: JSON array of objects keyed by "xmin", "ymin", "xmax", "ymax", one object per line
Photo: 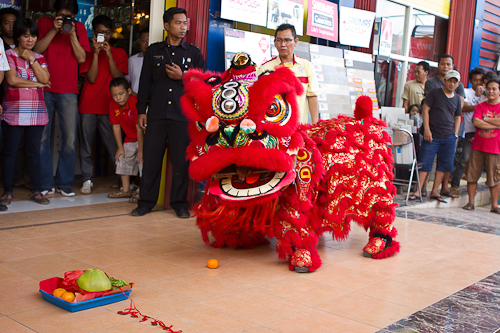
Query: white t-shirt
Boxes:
[
  {"xmin": 0, "ymin": 38, "xmax": 10, "ymax": 71},
  {"xmin": 124, "ymin": 51, "xmax": 144, "ymax": 94},
  {"xmin": 464, "ymin": 88, "xmax": 481, "ymax": 134}
]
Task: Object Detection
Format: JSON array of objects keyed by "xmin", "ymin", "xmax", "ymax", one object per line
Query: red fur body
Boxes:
[{"xmin": 181, "ymin": 64, "xmax": 399, "ymax": 272}]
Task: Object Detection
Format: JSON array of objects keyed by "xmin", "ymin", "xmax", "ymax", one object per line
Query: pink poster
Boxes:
[{"xmin": 306, "ymin": 0, "xmax": 338, "ymax": 42}]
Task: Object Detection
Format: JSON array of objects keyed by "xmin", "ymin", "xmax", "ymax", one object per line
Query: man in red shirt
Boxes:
[
  {"xmin": 78, "ymin": 15, "xmax": 128, "ymax": 194},
  {"xmin": 34, "ymin": 0, "xmax": 90, "ymax": 197}
]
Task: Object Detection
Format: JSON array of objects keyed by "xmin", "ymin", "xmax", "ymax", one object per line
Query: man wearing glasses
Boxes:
[
  {"xmin": 77, "ymin": 15, "xmax": 128, "ymax": 195},
  {"xmin": 257, "ymin": 23, "xmax": 319, "ymax": 124}
]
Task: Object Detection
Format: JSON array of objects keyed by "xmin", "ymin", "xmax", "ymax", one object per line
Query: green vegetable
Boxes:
[
  {"xmin": 109, "ymin": 278, "xmax": 130, "ymax": 290},
  {"xmin": 76, "ymin": 269, "xmax": 112, "ymax": 292}
]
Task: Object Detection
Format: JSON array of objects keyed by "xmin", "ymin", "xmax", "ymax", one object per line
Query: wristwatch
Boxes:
[{"xmin": 30, "ymin": 58, "xmax": 37, "ymax": 66}]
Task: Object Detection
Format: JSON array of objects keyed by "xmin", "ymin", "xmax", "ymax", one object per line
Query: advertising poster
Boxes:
[
  {"xmin": 306, "ymin": 0, "xmax": 338, "ymax": 42},
  {"xmin": 267, "ymin": 0, "xmax": 304, "ymax": 36},
  {"xmin": 378, "ymin": 18, "xmax": 393, "ymax": 57},
  {"xmin": 339, "ymin": 6, "xmax": 375, "ymax": 48},
  {"xmin": 76, "ymin": 0, "xmax": 95, "ymax": 37},
  {"xmin": 0, "ymin": 0, "xmax": 21, "ymax": 12},
  {"xmin": 221, "ymin": 0, "xmax": 268, "ymax": 27},
  {"xmin": 224, "ymin": 28, "xmax": 272, "ymax": 70}
]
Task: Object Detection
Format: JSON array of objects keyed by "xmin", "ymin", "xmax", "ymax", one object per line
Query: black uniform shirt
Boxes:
[{"xmin": 137, "ymin": 39, "xmax": 205, "ymax": 121}]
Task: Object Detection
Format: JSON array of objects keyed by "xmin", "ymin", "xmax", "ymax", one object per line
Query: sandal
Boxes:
[
  {"xmin": 408, "ymin": 194, "xmax": 421, "ymax": 201},
  {"xmin": 430, "ymin": 195, "xmax": 447, "ymax": 203},
  {"xmin": 421, "ymin": 189, "xmax": 427, "ymax": 197},
  {"xmin": 0, "ymin": 193, "xmax": 13, "ymax": 205},
  {"xmin": 111, "ymin": 182, "xmax": 120, "ymax": 189},
  {"xmin": 462, "ymin": 203, "xmax": 475, "ymax": 211},
  {"xmin": 129, "ymin": 193, "xmax": 139, "ymax": 203},
  {"xmin": 441, "ymin": 191, "xmax": 459, "ymax": 198},
  {"xmin": 491, "ymin": 208, "xmax": 500, "ymax": 215},
  {"xmin": 108, "ymin": 190, "xmax": 132, "ymax": 198},
  {"xmin": 13, "ymin": 180, "xmax": 30, "ymax": 189},
  {"xmin": 30, "ymin": 192, "xmax": 50, "ymax": 205}
]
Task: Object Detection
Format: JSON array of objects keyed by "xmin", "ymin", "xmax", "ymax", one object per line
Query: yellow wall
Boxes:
[{"xmin": 404, "ymin": 0, "xmax": 450, "ymax": 16}]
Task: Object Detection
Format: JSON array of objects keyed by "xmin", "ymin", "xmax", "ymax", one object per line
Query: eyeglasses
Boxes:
[
  {"xmin": 275, "ymin": 38, "xmax": 294, "ymax": 44},
  {"xmin": 95, "ymin": 30, "xmax": 112, "ymax": 36}
]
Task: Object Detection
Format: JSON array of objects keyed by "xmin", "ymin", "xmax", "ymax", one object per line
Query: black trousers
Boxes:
[{"xmin": 138, "ymin": 118, "xmax": 190, "ymax": 211}]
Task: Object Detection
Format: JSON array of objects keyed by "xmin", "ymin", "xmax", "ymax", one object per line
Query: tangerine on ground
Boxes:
[
  {"xmin": 52, "ymin": 288, "xmax": 66, "ymax": 297},
  {"xmin": 207, "ymin": 259, "xmax": 219, "ymax": 269},
  {"xmin": 60, "ymin": 291, "xmax": 75, "ymax": 303}
]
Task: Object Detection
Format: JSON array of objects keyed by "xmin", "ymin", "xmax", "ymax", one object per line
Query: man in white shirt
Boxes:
[
  {"xmin": 450, "ymin": 67, "xmax": 485, "ymax": 194},
  {"xmin": 125, "ymin": 28, "xmax": 149, "ymax": 96}
]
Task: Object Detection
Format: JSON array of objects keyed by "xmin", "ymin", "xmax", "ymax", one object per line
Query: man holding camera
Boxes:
[{"xmin": 34, "ymin": 0, "xmax": 90, "ymax": 197}]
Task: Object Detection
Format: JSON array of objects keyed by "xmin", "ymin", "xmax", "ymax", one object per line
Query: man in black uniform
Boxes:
[{"xmin": 131, "ymin": 7, "xmax": 205, "ymax": 217}]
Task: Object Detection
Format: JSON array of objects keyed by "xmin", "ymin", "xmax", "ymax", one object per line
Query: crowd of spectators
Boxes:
[
  {"xmin": 402, "ymin": 54, "xmax": 500, "ymax": 214},
  {"xmin": 0, "ymin": 0, "xmax": 159, "ymax": 212}
]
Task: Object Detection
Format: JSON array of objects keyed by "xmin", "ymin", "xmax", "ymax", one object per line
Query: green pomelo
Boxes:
[{"xmin": 77, "ymin": 269, "xmax": 112, "ymax": 292}]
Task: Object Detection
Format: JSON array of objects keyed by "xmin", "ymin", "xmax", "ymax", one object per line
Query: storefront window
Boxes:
[
  {"xmin": 373, "ymin": 0, "xmax": 406, "ymax": 56},
  {"xmin": 409, "ymin": 9, "xmax": 447, "ymax": 62}
]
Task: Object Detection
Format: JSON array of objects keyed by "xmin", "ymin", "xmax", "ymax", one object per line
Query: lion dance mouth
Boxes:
[{"xmin": 180, "ymin": 53, "xmax": 399, "ymax": 271}]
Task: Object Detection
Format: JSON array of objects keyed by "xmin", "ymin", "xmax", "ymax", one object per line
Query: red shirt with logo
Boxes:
[
  {"xmin": 109, "ymin": 94, "xmax": 138, "ymax": 143},
  {"xmin": 36, "ymin": 16, "xmax": 90, "ymax": 94},
  {"xmin": 79, "ymin": 46, "xmax": 128, "ymax": 114},
  {"xmin": 472, "ymin": 101, "xmax": 500, "ymax": 154}
]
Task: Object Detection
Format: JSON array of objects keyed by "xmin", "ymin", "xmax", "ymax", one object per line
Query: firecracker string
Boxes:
[{"xmin": 115, "ymin": 287, "xmax": 181, "ymax": 332}]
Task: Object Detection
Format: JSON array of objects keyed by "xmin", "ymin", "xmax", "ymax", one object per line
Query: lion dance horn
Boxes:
[{"xmin": 354, "ymin": 95, "xmax": 374, "ymax": 120}]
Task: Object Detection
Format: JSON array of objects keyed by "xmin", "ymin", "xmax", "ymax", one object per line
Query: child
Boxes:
[{"xmin": 107, "ymin": 77, "xmax": 143, "ymax": 201}]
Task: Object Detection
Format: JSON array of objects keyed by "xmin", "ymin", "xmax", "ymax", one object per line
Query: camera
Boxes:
[
  {"xmin": 60, "ymin": 15, "xmax": 75, "ymax": 33},
  {"xmin": 97, "ymin": 33, "xmax": 104, "ymax": 43}
]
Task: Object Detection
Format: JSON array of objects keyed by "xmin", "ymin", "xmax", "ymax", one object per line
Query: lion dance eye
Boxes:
[{"xmin": 265, "ymin": 94, "xmax": 291, "ymax": 125}]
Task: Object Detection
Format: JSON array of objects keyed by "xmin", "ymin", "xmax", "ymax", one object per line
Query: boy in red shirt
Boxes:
[
  {"xmin": 78, "ymin": 15, "xmax": 128, "ymax": 194},
  {"xmin": 107, "ymin": 77, "xmax": 143, "ymax": 199}
]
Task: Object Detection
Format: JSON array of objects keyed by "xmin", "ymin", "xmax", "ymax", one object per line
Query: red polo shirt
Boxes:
[
  {"xmin": 109, "ymin": 94, "xmax": 138, "ymax": 143},
  {"xmin": 36, "ymin": 16, "xmax": 90, "ymax": 94},
  {"xmin": 79, "ymin": 46, "xmax": 128, "ymax": 114}
]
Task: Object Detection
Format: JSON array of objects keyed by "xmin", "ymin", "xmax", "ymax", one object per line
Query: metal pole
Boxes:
[{"xmin": 129, "ymin": 0, "xmax": 135, "ymax": 56}]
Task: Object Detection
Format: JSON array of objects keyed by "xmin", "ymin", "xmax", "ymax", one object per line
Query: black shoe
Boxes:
[
  {"xmin": 175, "ymin": 207, "xmax": 190, "ymax": 218},
  {"xmin": 131, "ymin": 206, "xmax": 151, "ymax": 216},
  {"xmin": 0, "ymin": 204, "xmax": 7, "ymax": 211}
]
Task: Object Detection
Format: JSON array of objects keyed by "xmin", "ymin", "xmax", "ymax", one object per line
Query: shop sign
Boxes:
[
  {"xmin": 378, "ymin": 18, "xmax": 393, "ymax": 57},
  {"xmin": 224, "ymin": 28, "xmax": 272, "ymax": 69},
  {"xmin": 306, "ymin": 0, "xmax": 338, "ymax": 42},
  {"xmin": 267, "ymin": 0, "xmax": 304, "ymax": 36},
  {"xmin": 0, "ymin": 0, "xmax": 21, "ymax": 12},
  {"xmin": 221, "ymin": 0, "xmax": 268, "ymax": 27},
  {"xmin": 339, "ymin": 6, "xmax": 375, "ymax": 48}
]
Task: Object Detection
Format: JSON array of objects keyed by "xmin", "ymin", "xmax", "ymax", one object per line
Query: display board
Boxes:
[
  {"xmin": 267, "ymin": 0, "xmax": 304, "ymax": 36},
  {"xmin": 306, "ymin": 0, "xmax": 338, "ymax": 42},
  {"xmin": 224, "ymin": 28, "xmax": 272, "ymax": 70},
  {"xmin": 0, "ymin": 0, "xmax": 21, "ymax": 12},
  {"xmin": 339, "ymin": 6, "xmax": 376, "ymax": 48},
  {"xmin": 309, "ymin": 44, "xmax": 350, "ymax": 119},
  {"xmin": 344, "ymin": 50, "xmax": 379, "ymax": 116},
  {"xmin": 221, "ymin": 0, "xmax": 268, "ymax": 27}
]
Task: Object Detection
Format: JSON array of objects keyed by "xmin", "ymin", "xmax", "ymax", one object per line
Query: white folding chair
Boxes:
[{"xmin": 391, "ymin": 128, "xmax": 422, "ymax": 206}]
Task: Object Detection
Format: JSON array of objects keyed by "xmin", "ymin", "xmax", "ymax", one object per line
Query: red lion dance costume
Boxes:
[{"xmin": 181, "ymin": 54, "xmax": 399, "ymax": 272}]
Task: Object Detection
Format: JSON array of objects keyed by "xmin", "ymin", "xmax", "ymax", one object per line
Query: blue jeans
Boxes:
[
  {"xmin": 40, "ymin": 92, "xmax": 78, "ymax": 192},
  {"xmin": 2, "ymin": 122, "xmax": 44, "ymax": 194},
  {"xmin": 418, "ymin": 134, "xmax": 457, "ymax": 173}
]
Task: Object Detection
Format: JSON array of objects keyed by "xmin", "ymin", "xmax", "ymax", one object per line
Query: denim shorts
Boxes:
[{"xmin": 418, "ymin": 134, "xmax": 457, "ymax": 172}]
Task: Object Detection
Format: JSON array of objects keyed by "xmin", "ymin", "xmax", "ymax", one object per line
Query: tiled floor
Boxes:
[{"xmin": 1, "ymin": 185, "xmax": 500, "ymax": 332}]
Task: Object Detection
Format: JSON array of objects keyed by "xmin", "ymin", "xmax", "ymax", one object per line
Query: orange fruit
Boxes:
[
  {"xmin": 52, "ymin": 288, "xmax": 66, "ymax": 297},
  {"xmin": 60, "ymin": 291, "xmax": 75, "ymax": 303},
  {"xmin": 207, "ymin": 259, "xmax": 219, "ymax": 269}
]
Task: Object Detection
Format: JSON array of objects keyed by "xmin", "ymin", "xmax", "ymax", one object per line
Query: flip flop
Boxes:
[
  {"xmin": 491, "ymin": 208, "xmax": 500, "ymax": 215},
  {"xmin": 421, "ymin": 189, "xmax": 427, "ymax": 197},
  {"xmin": 441, "ymin": 191, "xmax": 459, "ymax": 198},
  {"xmin": 408, "ymin": 194, "xmax": 421, "ymax": 201},
  {"xmin": 462, "ymin": 203, "xmax": 475, "ymax": 210},
  {"xmin": 430, "ymin": 195, "xmax": 447, "ymax": 203}
]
